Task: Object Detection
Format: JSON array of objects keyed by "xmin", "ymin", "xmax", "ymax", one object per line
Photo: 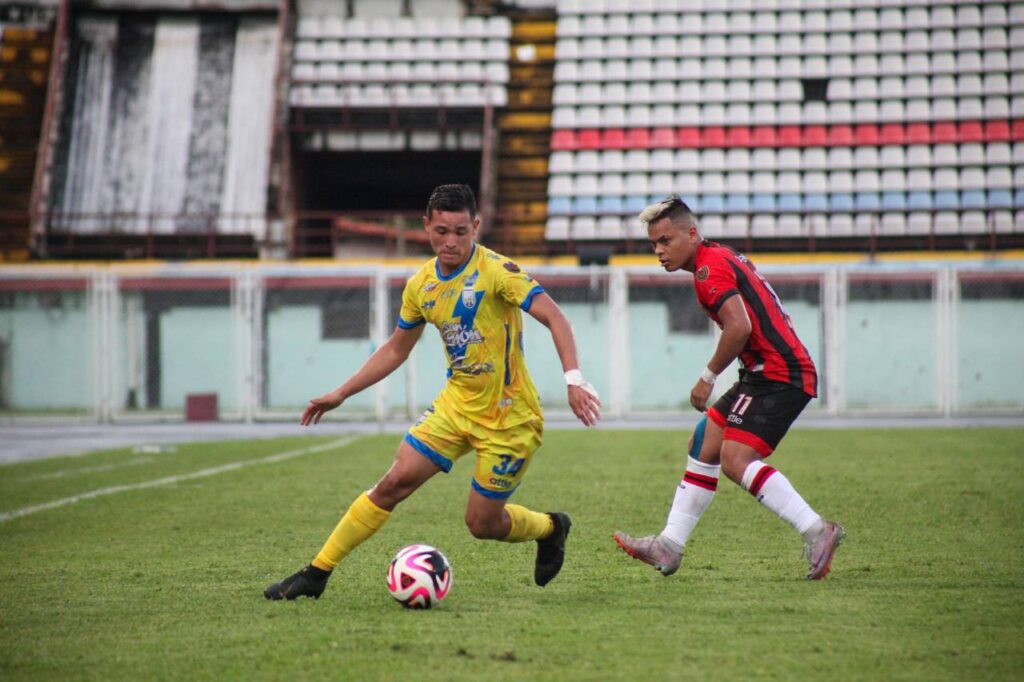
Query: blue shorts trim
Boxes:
[
  {"xmin": 403, "ymin": 433, "xmax": 453, "ymax": 473},
  {"xmin": 471, "ymin": 478, "xmax": 518, "ymax": 500},
  {"xmin": 520, "ymin": 285, "xmax": 545, "ymax": 312},
  {"xmin": 397, "ymin": 317, "xmax": 425, "ymax": 330}
]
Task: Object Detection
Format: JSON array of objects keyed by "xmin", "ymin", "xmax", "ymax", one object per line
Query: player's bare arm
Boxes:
[
  {"xmin": 526, "ymin": 292, "xmax": 602, "ymax": 427},
  {"xmin": 690, "ymin": 296, "xmax": 751, "ymax": 412},
  {"xmin": 301, "ymin": 324, "xmax": 425, "ymax": 425}
]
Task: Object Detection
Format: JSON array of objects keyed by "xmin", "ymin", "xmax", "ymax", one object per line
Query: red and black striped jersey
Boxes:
[{"xmin": 692, "ymin": 240, "xmax": 818, "ymax": 397}]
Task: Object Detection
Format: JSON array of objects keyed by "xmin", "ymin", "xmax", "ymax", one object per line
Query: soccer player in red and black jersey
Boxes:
[{"xmin": 614, "ymin": 196, "xmax": 844, "ymax": 580}]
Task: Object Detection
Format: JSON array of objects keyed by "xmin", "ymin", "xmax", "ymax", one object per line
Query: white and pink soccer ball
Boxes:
[{"xmin": 386, "ymin": 544, "xmax": 452, "ymax": 609}]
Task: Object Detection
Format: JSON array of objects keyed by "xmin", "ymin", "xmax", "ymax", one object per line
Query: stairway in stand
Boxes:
[
  {"xmin": 491, "ymin": 9, "xmax": 555, "ymax": 257},
  {"xmin": 0, "ymin": 24, "xmax": 51, "ymax": 261}
]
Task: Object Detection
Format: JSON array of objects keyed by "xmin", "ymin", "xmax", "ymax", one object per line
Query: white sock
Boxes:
[
  {"xmin": 659, "ymin": 457, "xmax": 721, "ymax": 553},
  {"xmin": 741, "ymin": 461, "xmax": 824, "ymax": 539}
]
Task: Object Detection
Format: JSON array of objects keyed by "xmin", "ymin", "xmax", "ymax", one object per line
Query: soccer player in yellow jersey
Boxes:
[{"xmin": 265, "ymin": 184, "xmax": 602, "ymax": 600}]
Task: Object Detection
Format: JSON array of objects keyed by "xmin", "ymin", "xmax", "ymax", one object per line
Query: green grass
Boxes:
[{"xmin": 1, "ymin": 428, "xmax": 1022, "ymax": 681}]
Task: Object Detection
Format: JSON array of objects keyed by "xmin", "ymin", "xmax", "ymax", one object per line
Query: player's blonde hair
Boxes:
[{"xmin": 638, "ymin": 195, "xmax": 697, "ymax": 228}]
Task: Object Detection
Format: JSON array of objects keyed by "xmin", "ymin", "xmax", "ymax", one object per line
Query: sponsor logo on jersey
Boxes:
[
  {"xmin": 488, "ymin": 477, "xmax": 513, "ymax": 489},
  {"xmin": 423, "ymin": 282, "xmax": 437, "ymax": 292},
  {"xmin": 441, "ymin": 321, "xmax": 483, "ymax": 348},
  {"xmin": 440, "ymin": 289, "xmax": 456, "ymax": 299},
  {"xmin": 727, "ymin": 414, "xmax": 743, "ymax": 425},
  {"xmin": 422, "ymin": 300, "xmax": 436, "ymax": 309},
  {"xmin": 450, "ymin": 359, "xmax": 494, "ymax": 375}
]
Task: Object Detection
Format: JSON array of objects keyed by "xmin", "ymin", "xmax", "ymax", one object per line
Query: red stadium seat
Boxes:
[
  {"xmin": 958, "ymin": 121, "xmax": 984, "ymax": 143},
  {"xmin": 931, "ymin": 121, "xmax": 958, "ymax": 143},
  {"xmin": 827, "ymin": 125, "xmax": 854, "ymax": 146},
  {"xmin": 726, "ymin": 126, "xmax": 752, "ymax": 147},
  {"xmin": 778, "ymin": 125, "xmax": 802, "ymax": 146},
  {"xmin": 624, "ymin": 128, "xmax": 651, "ymax": 148},
  {"xmin": 853, "ymin": 124, "xmax": 879, "ymax": 145},
  {"xmin": 803, "ymin": 125, "xmax": 827, "ymax": 146},
  {"xmin": 577, "ymin": 129, "xmax": 602, "ymax": 149},
  {"xmin": 750, "ymin": 126, "xmax": 777, "ymax": 147},
  {"xmin": 984, "ymin": 120, "xmax": 1011, "ymax": 142},
  {"xmin": 879, "ymin": 123, "xmax": 905, "ymax": 144},
  {"xmin": 676, "ymin": 127, "xmax": 702, "ymax": 147},
  {"xmin": 905, "ymin": 123, "xmax": 931, "ymax": 144},
  {"xmin": 602, "ymin": 128, "xmax": 627, "ymax": 149},
  {"xmin": 702, "ymin": 127, "xmax": 725, "ymax": 147},
  {"xmin": 650, "ymin": 127, "xmax": 676, "ymax": 148},
  {"xmin": 1012, "ymin": 120, "xmax": 1024, "ymax": 141},
  {"xmin": 551, "ymin": 130, "xmax": 578, "ymax": 150}
]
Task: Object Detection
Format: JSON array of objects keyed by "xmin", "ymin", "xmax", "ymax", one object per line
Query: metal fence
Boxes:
[{"xmin": 1, "ymin": 259, "xmax": 1022, "ymax": 422}]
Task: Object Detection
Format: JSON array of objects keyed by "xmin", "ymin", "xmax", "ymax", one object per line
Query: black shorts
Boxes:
[{"xmin": 706, "ymin": 371, "xmax": 813, "ymax": 456}]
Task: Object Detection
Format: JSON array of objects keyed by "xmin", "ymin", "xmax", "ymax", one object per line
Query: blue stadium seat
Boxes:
[
  {"xmin": 933, "ymin": 191, "xmax": 959, "ymax": 210},
  {"xmin": 778, "ymin": 193, "xmax": 802, "ymax": 211},
  {"xmin": 907, "ymin": 191, "xmax": 933, "ymax": 210},
  {"xmin": 624, "ymin": 196, "xmax": 648, "ymax": 213},
  {"xmin": 573, "ymin": 196, "xmax": 598, "ymax": 214},
  {"xmin": 855, "ymin": 192, "xmax": 881, "ymax": 211},
  {"xmin": 829, "ymin": 193, "xmax": 855, "ymax": 211},
  {"xmin": 700, "ymin": 194, "xmax": 725, "ymax": 213},
  {"xmin": 1015, "ymin": 189, "xmax": 1024, "ymax": 207},
  {"xmin": 987, "ymin": 189, "xmax": 1013, "ymax": 209},
  {"xmin": 598, "ymin": 196, "xmax": 625, "ymax": 213},
  {"xmin": 548, "ymin": 198, "xmax": 572, "ymax": 215},
  {"xmin": 881, "ymin": 192, "xmax": 907, "ymax": 211},
  {"xmin": 725, "ymin": 194, "xmax": 751, "ymax": 212},
  {"xmin": 751, "ymin": 194, "xmax": 777, "ymax": 212},
  {"xmin": 960, "ymin": 190, "xmax": 986, "ymax": 210},
  {"xmin": 804, "ymin": 193, "xmax": 829, "ymax": 211}
]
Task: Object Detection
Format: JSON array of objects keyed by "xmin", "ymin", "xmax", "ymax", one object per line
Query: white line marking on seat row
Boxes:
[{"xmin": 0, "ymin": 436, "xmax": 360, "ymax": 523}]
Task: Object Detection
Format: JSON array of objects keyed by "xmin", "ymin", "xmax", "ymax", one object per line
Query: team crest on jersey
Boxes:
[
  {"xmin": 696, "ymin": 265, "xmax": 710, "ymax": 281},
  {"xmin": 503, "ymin": 261, "xmax": 521, "ymax": 273},
  {"xmin": 462, "ymin": 289, "xmax": 477, "ymax": 308}
]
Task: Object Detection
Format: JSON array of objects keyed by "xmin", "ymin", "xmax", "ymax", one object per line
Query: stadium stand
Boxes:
[{"xmin": 546, "ymin": 0, "xmax": 1023, "ymax": 251}]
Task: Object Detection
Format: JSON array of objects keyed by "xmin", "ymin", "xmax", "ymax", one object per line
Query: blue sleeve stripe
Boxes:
[
  {"xmin": 403, "ymin": 433, "xmax": 453, "ymax": 472},
  {"xmin": 471, "ymin": 478, "xmax": 518, "ymax": 500},
  {"xmin": 520, "ymin": 285, "xmax": 545, "ymax": 312},
  {"xmin": 397, "ymin": 317, "xmax": 425, "ymax": 330}
]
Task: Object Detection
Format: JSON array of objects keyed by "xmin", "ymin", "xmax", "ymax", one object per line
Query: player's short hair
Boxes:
[
  {"xmin": 426, "ymin": 184, "xmax": 477, "ymax": 219},
  {"xmin": 638, "ymin": 195, "xmax": 696, "ymax": 228}
]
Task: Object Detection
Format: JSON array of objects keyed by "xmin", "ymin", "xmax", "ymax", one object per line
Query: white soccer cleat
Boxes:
[
  {"xmin": 613, "ymin": 531, "xmax": 682, "ymax": 577},
  {"xmin": 804, "ymin": 520, "xmax": 845, "ymax": 580}
]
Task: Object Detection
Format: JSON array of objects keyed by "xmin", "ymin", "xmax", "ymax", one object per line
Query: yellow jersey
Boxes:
[{"xmin": 398, "ymin": 243, "xmax": 545, "ymax": 430}]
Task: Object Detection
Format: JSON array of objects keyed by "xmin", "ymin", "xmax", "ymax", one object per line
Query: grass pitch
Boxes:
[{"xmin": 1, "ymin": 428, "xmax": 1022, "ymax": 681}]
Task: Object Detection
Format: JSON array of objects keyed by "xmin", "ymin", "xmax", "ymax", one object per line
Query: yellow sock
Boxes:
[
  {"xmin": 502, "ymin": 504, "xmax": 554, "ymax": 543},
  {"xmin": 311, "ymin": 492, "xmax": 391, "ymax": 570}
]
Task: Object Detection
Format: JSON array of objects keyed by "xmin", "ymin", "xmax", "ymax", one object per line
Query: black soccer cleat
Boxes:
[
  {"xmin": 264, "ymin": 564, "xmax": 331, "ymax": 600},
  {"xmin": 534, "ymin": 512, "xmax": 572, "ymax": 587}
]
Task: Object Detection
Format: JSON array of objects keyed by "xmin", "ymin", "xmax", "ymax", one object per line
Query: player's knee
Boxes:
[{"xmin": 464, "ymin": 511, "xmax": 504, "ymax": 540}]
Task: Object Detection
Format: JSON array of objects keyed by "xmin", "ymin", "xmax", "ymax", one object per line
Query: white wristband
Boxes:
[
  {"xmin": 564, "ymin": 369, "xmax": 600, "ymax": 399},
  {"xmin": 700, "ymin": 367, "xmax": 718, "ymax": 386}
]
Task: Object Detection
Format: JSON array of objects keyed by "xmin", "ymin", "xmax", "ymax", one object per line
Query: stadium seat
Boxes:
[{"xmin": 552, "ymin": 130, "xmax": 577, "ymax": 150}]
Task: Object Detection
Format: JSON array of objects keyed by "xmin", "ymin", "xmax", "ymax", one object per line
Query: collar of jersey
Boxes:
[{"xmin": 434, "ymin": 243, "xmax": 477, "ymax": 282}]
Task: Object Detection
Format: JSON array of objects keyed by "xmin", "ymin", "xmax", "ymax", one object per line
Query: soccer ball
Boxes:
[{"xmin": 386, "ymin": 544, "xmax": 452, "ymax": 609}]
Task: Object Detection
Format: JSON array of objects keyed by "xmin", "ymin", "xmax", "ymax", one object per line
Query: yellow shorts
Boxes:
[{"xmin": 404, "ymin": 406, "xmax": 543, "ymax": 499}]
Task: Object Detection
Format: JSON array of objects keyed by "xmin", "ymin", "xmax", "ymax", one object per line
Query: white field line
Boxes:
[
  {"xmin": 0, "ymin": 436, "xmax": 360, "ymax": 523},
  {"xmin": 24, "ymin": 456, "xmax": 156, "ymax": 481}
]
